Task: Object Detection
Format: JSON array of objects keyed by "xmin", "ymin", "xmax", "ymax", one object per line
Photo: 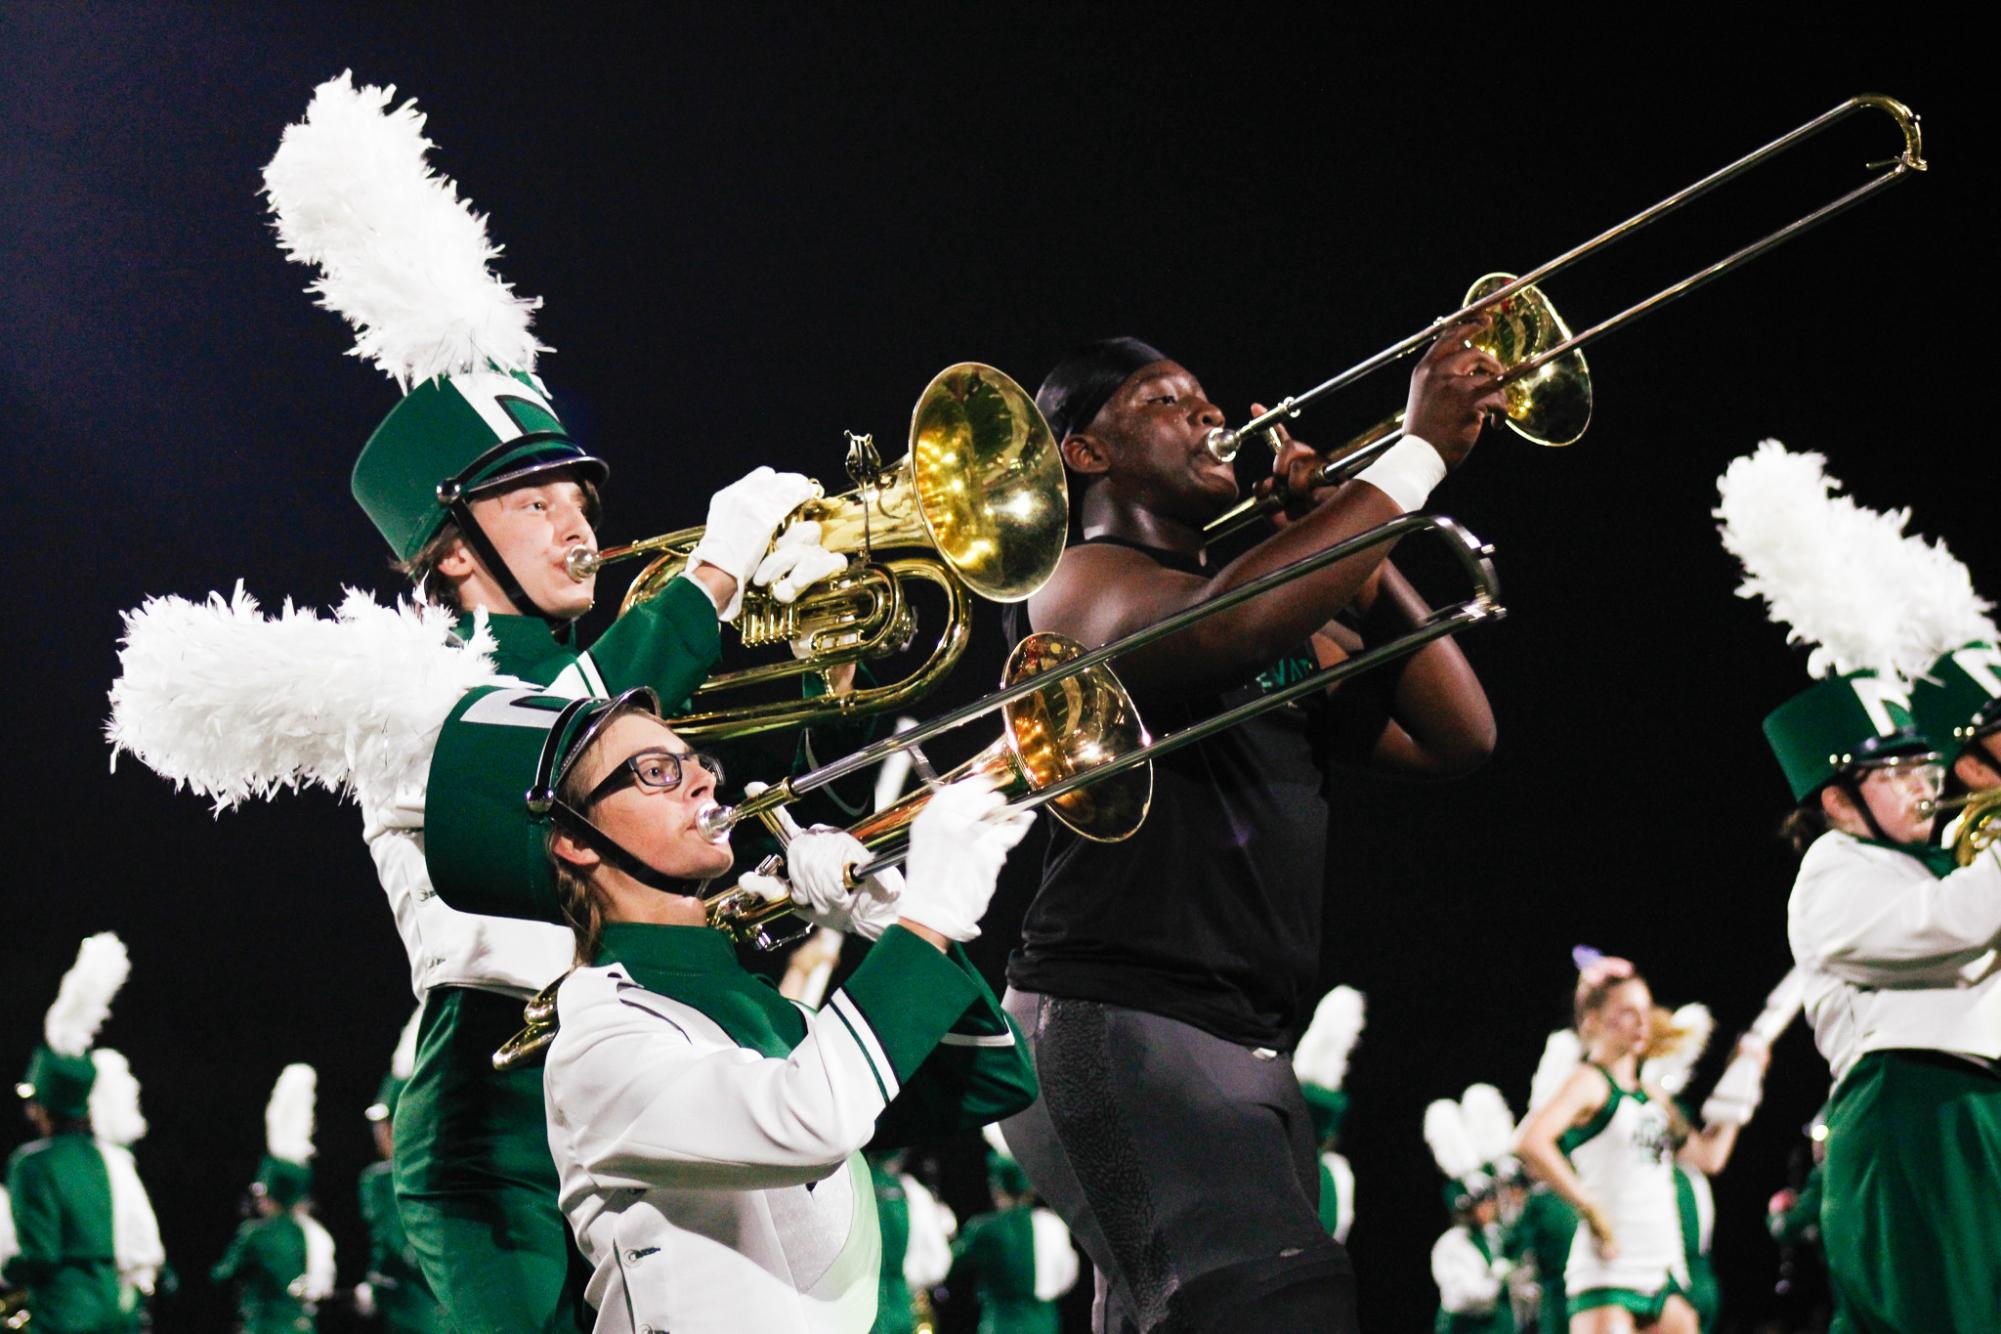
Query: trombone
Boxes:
[
  {"xmin": 700, "ymin": 511, "xmax": 1504, "ymax": 944},
  {"xmin": 568, "ymin": 363, "xmax": 1070, "ymax": 740},
  {"xmin": 1202, "ymin": 93, "xmax": 1926, "ymax": 544}
]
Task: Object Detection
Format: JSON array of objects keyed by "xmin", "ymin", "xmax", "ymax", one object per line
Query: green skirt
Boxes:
[
  {"xmin": 1822, "ymin": 1049, "xmax": 2001, "ymax": 1333},
  {"xmin": 393, "ymin": 986, "xmax": 592, "ymax": 1333}
]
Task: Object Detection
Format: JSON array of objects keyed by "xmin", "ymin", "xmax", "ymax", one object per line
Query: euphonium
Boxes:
[
  {"xmin": 703, "ymin": 631, "xmax": 1154, "ymax": 947},
  {"xmin": 571, "ymin": 363, "xmax": 1069, "ymax": 740},
  {"xmin": 1949, "ymin": 788, "xmax": 2001, "ymax": 868}
]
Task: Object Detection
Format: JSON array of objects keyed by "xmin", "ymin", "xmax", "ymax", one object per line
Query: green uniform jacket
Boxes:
[
  {"xmin": 1507, "ymin": 1187, "xmax": 1577, "ymax": 1334},
  {"xmin": 950, "ymin": 1205, "xmax": 1059, "ymax": 1334},
  {"xmin": 4, "ymin": 1132, "xmax": 120, "ymax": 1334},
  {"xmin": 211, "ymin": 1214, "xmax": 313, "ymax": 1333},
  {"xmin": 469, "ymin": 578, "xmax": 721, "ymax": 697},
  {"xmin": 868, "ymin": 1158, "xmax": 915, "ymax": 1334},
  {"xmin": 357, "ymin": 1162, "xmax": 446, "ymax": 1334}
]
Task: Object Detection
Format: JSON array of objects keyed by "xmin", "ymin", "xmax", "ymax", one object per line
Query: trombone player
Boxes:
[{"xmin": 996, "ymin": 330, "xmax": 1503, "ymax": 1332}]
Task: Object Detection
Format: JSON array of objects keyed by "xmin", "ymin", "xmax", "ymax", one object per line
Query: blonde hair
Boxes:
[{"xmin": 547, "ymin": 696, "xmax": 652, "ymax": 966}]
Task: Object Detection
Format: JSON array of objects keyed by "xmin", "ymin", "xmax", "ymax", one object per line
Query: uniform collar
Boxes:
[
  {"xmin": 1852, "ymin": 832, "xmax": 1959, "ymax": 879},
  {"xmin": 453, "ymin": 609, "xmax": 577, "ymax": 658},
  {"xmin": 594, "ymin": 921, "xmax": 740, "ymax": 977}
]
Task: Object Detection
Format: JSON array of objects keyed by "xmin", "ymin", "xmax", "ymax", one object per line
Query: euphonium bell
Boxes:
[
  {"xmin": 705, "ymin": 631, "xmax": 1154, "ymax": 947},
  {"xmin": 1949, "ymin": 788, "xmax": 2001, "ymax": 868},
  {"xmin": 575, "ymin": 363, "xmax": 1070, "ymax": 740}
]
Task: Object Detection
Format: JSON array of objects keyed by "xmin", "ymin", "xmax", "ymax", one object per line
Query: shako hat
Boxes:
[
  {"xmin": 1912, "ymin": 643, "xmax": 2001, "ymax": 763},
  {"xmin": 20, "ymin": 933, "xmax": 130, "ymax": 1120}
]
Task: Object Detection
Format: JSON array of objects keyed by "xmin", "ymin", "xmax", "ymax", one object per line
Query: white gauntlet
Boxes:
[
  {"xmin": 754, "ymin": 520, "xmax": 849, "ymax": 605},
  {"xmin": 898, "ymin": 776, "xmax": 1035, "ymax": 942},
  {"xmin": 687, "ymin": 467, "xmax": 822, "ymax": 618}
]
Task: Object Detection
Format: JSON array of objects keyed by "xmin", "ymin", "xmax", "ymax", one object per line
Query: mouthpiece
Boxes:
[
  {"xmin": 697, "ymin": 802, "xmax": 738, "ymax": 841},
  {"xmin": 1204, "ymin": 426, "xmax": 1242, "ymax": 463},
  {"xmin": 564, "ymin": 545, "xmax": 601, "ymax": 582}
]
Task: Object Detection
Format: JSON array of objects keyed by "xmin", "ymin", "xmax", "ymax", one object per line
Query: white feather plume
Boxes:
[
  {"xmin": 45, "ymin": 933, "xmax": 130, "ymax": 1057},
  {"xmin": 1293, "ymin": 985, "xmax": 1365, "ymax": 1092},
  {"xmin": 1716, "ymin": 441, "xmax": 1991, "ymax": 683},
  {"xmin": 107, "ymin": 585, "xmax": 501, "ymax": 812},
  {"xmin": 1459, "ymin": 1083, "xmax": 1517, "ymax": 1167},
  {"xmin": 263, "ymin": 71, "xmax": 546, "ymax": 389},
  {"xmin": 1645, "ymin": 1002, "xmax": 1715, "ymax": 1096},
  {"xmin": 390, "ymin": 1006, "xmax": 423, "ymax": 1082},
  {"xmin": 1424, "ymin": 1098, "xmax": 1484, "ymax": 1180},
  {"xmin": 266, "ymin": 1064, "xmax": 317, "ymax": 1165},
  {"xmin": 1528, "ymin": 1029, "xmax": 1585, "ymax": 1111},
  {"xmin": 982, "ymin": 1120, "xmax": 1015, "ymax": 1161},
  {"xmin": 89, "ymin": 1050, "xmax": 148, "ymax": 1147}
]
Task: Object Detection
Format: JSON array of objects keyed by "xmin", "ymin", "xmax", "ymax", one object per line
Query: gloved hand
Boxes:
[
  {"xmin": 687, "ymin": 467, "xmax": 822, "ymax": 618},
  {"xmin": 754, "ymin": 520, "xmax": 849, "ymax": 604},
  {"xmin": 353, "ymin": 1283, "xmax": 377, "ymax": 1318},
  {"xmin": 898, "ymin": 776, "xmax": 1035, "ymax": 942},
  {"xmin": 736, "ymin": 787, "xmax": 903, "ymax": 940}
]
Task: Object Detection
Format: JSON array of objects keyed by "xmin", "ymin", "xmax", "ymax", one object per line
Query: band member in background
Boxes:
[
  {"xmin": 1292, "ymin": 986, "xmax": 1366, "ymax": 1246},
  {"xmin": 417, "ymin": 685, "xmax": 1040, "ymax": 1333},
  {"xmin": 1424, "ymin": 1095, "xmax": 1517, "ymax": 1334},
  {"xmin": 944, "ymin": 1128, "xmax": 1080, "ymax": 1334},
  {"xmin": 995, "ymin": 330, "xmax": 1501, "ymax": 1332},
  {"xmin": 261, "ymin": 74, "xmax": 849, "ymax": 1331},
  {"xmin": 211, "ymin": 1066, "xmax": 335, "ymax": 1334},
  {"xmin": 1912, "ymin": 638, "xmax": 2001, "ymax": 835},
  {"xmin": 355, "ymin": 1013, "xmax": 445, "ymax": 1334},
  {"xmin": 86, "ymin": 1049, "xmax": 167, "ymax": 1332}
]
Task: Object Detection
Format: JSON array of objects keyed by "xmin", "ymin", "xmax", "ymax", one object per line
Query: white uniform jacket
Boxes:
[
  {"xmin": 1431, "ymin": 1223, "xmax": 1506, "ymax": 1315},
  {"xmin": 1788, "ymin": 831, "xmax": 2001, "ymax": 1082},
  {"xmin": 544, "ymin": 922, "xmax": 1037, "ymax": 1334}
]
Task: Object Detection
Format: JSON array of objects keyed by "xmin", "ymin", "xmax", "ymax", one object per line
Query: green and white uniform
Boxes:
[
  {"xmin": 1430, "ymin": 1222, "xmax": 1514, "ymax": 1334},
  {"xmin": 1559, "ymin": 1068, "xmax": 1687, "ymax": 1314},
  {"xmin": 212, "ymin": 1214, "xmax": 316, "ymax": 1334},
  {"xmin": 1316, "ymin": 1151, "xmax": 1354, "ymax": 1245},
  {"xmin": 359, "ymin": 1160, "xmax": 447, "ymax": 1334},
  {"xmin": 543, "ymin": 922, "xmax": 1038, "ymax": 1334},
  {"xmin": 1673, "ymin": 1166, "xmax": 1719, "ymax": 1333},
  {"xmin": 4, "ymin": 1131, "xmax": 121, "ymax": 1333},
  {"xmin": 1507, "ymin": 1187, "xmax": 1576, "ymax": 1334},
  {"xmin": 947, "ymin": 1203, "xmax": 1077, "ymax": 1334},
  {"xmin": 866, "ymin": 1158, "xmax": 916, "ymax": 1334},
  {"xmin": 1788, "ymin": 829, "xmax": 2001, "ymax": 1332}
]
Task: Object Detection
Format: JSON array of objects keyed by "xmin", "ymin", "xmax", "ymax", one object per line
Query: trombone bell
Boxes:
[{"xmin": 1463, "ymin": 273, "xmax": 1592, "ymax": 447}]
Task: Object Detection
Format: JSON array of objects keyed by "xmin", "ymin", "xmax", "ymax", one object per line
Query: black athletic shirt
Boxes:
[{"xmin": 1005, "ymin": 536, "xmax": 1336, "ymax": 1049}]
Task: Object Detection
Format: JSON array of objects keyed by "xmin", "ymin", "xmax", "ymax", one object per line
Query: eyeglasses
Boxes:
[
  {"xmin": 1855, "ymin": 755, "xmax": 1945, "ymax": 799},
  {"xmin": 583, "ymin": 748, "xmax": 725, "ymax": 806}
]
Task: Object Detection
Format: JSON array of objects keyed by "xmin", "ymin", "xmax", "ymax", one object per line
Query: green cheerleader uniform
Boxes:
[
  {"xmin": 211, "ymin": 1214, "xmax": 313, "ymax": 1334},
  {"xmin": 3, "ymin": 1132, "xmax": 121, "ymax": 1333},
  {"xmin": 392, "ymin": 585, "xmax": 721, "ymax": 1333},
  {"xmin": 358, "ymin": 1160, "xmax": 447, "ymax": 1333},
  {"xmin": 869, "ymin": 1157, "xmax": 916, "ymax": 1334},
  {"xmin": 949, "ymin": 1205, "xmax": 1059, "ymax": 1334}
]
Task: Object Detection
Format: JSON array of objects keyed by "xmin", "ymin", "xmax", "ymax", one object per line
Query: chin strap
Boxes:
[
  {"xmin": 550, "ymin": 801, "xmax": 704, "ymax": 898},
  {"xmin": 435, "ymin": 438, "xmax": 574, "ymax": 627},
  {"xmin": 1832, "ymin": 775, "xmax": 1895, "ymax": 845}
]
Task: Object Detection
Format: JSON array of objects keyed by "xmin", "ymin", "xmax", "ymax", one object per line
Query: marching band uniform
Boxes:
[
  {"xmin": 86, "ymin": 1051, "xmax": 166, "ymax": 1332},
  {"xmin": 6, "ymin": 934, "xmax": 134, "ymax": 1334},
  {"xmin": 211, "ymin": 1066, "xmax": 335, "ymax": 1334},
  {"xmin": 944, "ymin": 1140, "xmax": 1078, "ymax": 1334},
  {"xmin": 1504, "ymin": 1186, "xmax": 1576, "ymax": 1334},
  {"xmin": 1292, "ymin": 987, "xmax": 1364, "ymax": 1247},
  {"xmin": 357, "ymin": 1014, "xmax": 447, "ymax": 1334},
  {"xmin": 1425, "ymin": 1093, "xmax": 1516, "ymax": 1334}
]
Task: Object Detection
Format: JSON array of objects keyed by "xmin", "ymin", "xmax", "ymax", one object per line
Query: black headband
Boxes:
[{"xmin": 1034, "ymin": 337, "xmax": 1171, "ymax": 444}]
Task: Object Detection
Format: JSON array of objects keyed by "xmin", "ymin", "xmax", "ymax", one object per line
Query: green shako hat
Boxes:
[
  {"xmin": 256, "ymin": 1064, "xmax": 317, "ymax": 1206},
  {"xmin": 1912, "ymin": 643, "xmax": 2001, "ymax": 762},
  {"xmin": 1763, "ymin": 671, "xmax": 1934, "ymax": 802},
  {"xmin": 354, "ymin": 369, "xmax": 606, "ymax": 562},
  {"xmin": 986, "ymin": 1148, "xmax": 1032, "ymax": 1198},
  {"xmin": 424, "ymin": 685, "xmax": 662, "ymax": 923},
  {"xmin": 1301, "ymin": 1084, "xmax": 1350, "ymax": 1142},
  {"xmin": 19, "ymin": 933, "xmax": 130, "ymax": 1120}
]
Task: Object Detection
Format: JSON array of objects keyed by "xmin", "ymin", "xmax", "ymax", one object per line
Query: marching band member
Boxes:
[
  {"xmin": 211, "ymin": 1065, "xmax": 335, "ymax": 1334},
  {"xmin": 1292, "ymin": 986, "xmax": 1365, "ymax": 1246},
  {"xmin": 944, "ymin": 1127, "xmax": 1080, "ymax": 1334},
  {"xmin": 1425, "ymin": 1095, "xmax": 1517, "ymax": 1334},
  {"xmin": 1912, "ymin": 638, "xmax": 2001, "ymax": 835},
  {"xmin": 1514, "ymin": 954, "xmax": 1748, "ymax": 1334},
  {"xmin": 355, "ymin": 1011, "xmax": 446, "ymax": 1334},
  {"xmin": 414, "ymin": 684, "xmax": 1039, "ymax": 1332},
  {"xmin": 997, "ymin": 333, "xmax": 1500, "ymax": 1333},
  {"xmin": 260, "ymin": 73, "xmax": 846, "ymax": 1331},
  {"xmin": 1716, "ymin": 442, "xmax": 2001, "ymax": 1332},
  {"xmin": 86, "ymin": 1050, "xmax": 166, "ymax": 1331},
  {"xmin": 6, "ymin": 933, "xmax": 134, "ymax": 1334}
]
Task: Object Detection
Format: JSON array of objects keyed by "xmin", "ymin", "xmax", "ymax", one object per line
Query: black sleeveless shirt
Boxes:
[{"xmin": 1005, "ymin": 536, "xmax": 1335, "ymax": 1049}]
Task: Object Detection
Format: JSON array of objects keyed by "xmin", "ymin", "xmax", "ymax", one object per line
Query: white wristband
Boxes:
[{"xmin": 1353, "ymin": 434, "xmax": 1447, "ymax": 512}]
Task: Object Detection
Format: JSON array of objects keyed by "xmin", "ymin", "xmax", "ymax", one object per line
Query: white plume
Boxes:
[
  {"xmin": 107, "ymin": 585, "xmax": 501, "ymax": 812},
  {"xmin": 982, "ymin": 1120, "xmax": 1015, "ymax": 1161},
  {"xmin": 263, "ymin": 71, "xmax": 546, "ymax": 389},
  {"xmin": 1528, "ymin": 1029, "xmax": 1585, "ymax": 1111},
  {"xmin": 390, "ymin": 1006, "xmax": 422, "ymax": 1082},
  {"xmin": 1715, "ymin": 441, "xmax": 1990, "ymax": 684},
  {"xmin": 45, "ymin": 933, "xmax": 130, "ymax": 1057},
  {"xmin": 1293, "ymin": 985, "xmax": 1365, "ymax": 1092},
  {"xmin": 1459, "ymin": 1083, "xmax": 1517, "ymax": 1166},
  {"xmin": 1645, "ymin": 1002, "xmax": 1716, "ymax": 1096},
  {"xmin": 1424, "ymin": 1098, "xmax": 1484, "ymax": 1180},
  {"xmin": 89, "ymin": 1050, "xmax": 148, "ymax": 1147},
  {"xmin": 266, "ymin": 1064, "xmax": 317, "ymax": 1165}
]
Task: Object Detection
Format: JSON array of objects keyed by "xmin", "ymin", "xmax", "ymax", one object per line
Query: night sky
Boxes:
[{"xmin": 1, "ymin": 9, "xmax": 1982, "ymax": 1331}]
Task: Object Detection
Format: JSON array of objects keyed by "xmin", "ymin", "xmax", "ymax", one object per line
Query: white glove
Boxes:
[
  {"xmin": 353, "ymin": 1283, "xmax": 377, "ymax": 1318},
  {"xmin": 1701, "ymin": 1043, "xmax": 1770, "ymax": 1127},
  {"xmin": 754, "ymin": 520, "xmax": 849, "ymax": 604},
  {"xmin": 898, "ymin": 776, "xmax": 1035, "ymax": 942},
  {"xmin": 687, "ymin": 467, "xmax": 822, "ymax": 618},
  {"xmin": 735, "ymin": 790, "xmax": 903, "ymax": 940}
]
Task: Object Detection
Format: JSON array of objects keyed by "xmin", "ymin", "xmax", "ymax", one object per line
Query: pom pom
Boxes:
[
  {"xmin": 45, "ymin": 933, "xmax": 130, "ymax": 1057},
  {"xmin": 1293, "ymin": 985, "xmax": 1366, "ymax": 1092},
  {"xmin": 1716, "ymin": 441, "xmax": 1992, "ymax": 683},
  {"xmin": 1644, "ymin": 1003, "xmax": 1715, "ymax": 1095},
  {"xmin": 108, "ymin": 585, "xmax": 500, "ymax": 812},
  {"xmin": 89, "ymin": 1050, "xmax": 148, "ymax": 1147},
  {"xmin": 263, "ymin": 71, "xmax": 546, "ymax": 389},
  {"xmin": 266, "ymin": 1064, "xmax": 317, "ymax": 1165}
]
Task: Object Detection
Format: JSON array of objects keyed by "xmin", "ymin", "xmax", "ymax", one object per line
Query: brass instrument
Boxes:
[
  {"xmin": 702, "ymin": 630, "xmax": 1153, "ymax": 948},
  {"xmin": 570, "ymin": 363, "xmax": 1069, "ymax": 740},
  {"xmin": 1945, "ymin": 789, "xmax": 2001, "ymax": 868},
  {"xmin": 1202, "ymin": 93, "xmax": 1925, "ymax": 544}
]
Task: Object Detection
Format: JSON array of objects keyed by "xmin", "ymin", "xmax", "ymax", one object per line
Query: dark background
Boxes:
[{"xmin": 0, "ymin": 7, "xmax": 1981, "ymax": 1330}]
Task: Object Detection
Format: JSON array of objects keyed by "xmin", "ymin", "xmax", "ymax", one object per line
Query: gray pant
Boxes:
[{"xmin": 1001, "ymin": 987, "xmax": 1358, "ymax": 1333}]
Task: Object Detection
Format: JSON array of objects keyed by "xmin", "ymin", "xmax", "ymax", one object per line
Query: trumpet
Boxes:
[
  {"xmin": 1201, "ymin": 93, "xmax": 1925, "ymax": 544},
  {"xmin": 702, "ymin": 511, "xmax": 1502, "ymax": 893},
  {"xmin": 570, "ymin": 363, "xmax": 1069, "ymax": 740}
]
